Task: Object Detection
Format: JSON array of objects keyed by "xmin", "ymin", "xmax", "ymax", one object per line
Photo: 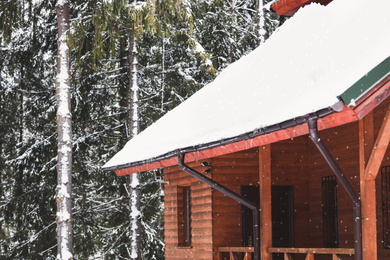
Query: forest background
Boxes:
[{"xmin": 0, "ymin": 0, "xmax": 284, "ymax": 259}]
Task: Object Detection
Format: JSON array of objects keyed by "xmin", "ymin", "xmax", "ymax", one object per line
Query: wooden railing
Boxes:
[
  {"xmin": 268, "ymin": 247, "xmax": 355, "ymax": 260},
  {"xmin": 217, "ymin": 247, "xmax": 254, "ymax": 260}
]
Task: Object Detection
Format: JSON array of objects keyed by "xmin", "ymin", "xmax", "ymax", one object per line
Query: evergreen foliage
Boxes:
[{"xmin": 0, "ymin": 0, "xmax": 283, "ymax": 259}]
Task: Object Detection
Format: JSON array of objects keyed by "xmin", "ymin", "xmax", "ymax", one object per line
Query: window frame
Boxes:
[
  {"xmin": 177, "ymin": 186, "xmax": 192, "ymax": 247},
  {"xmin": 322, "ymin": 175, "xmax": 339, "ymax": 248}
]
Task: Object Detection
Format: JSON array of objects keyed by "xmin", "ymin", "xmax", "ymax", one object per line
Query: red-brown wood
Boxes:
[
  {"xmin": 305, "ymin": 253, "xmax": 314, "ymax": 260},
  {"xmin": 163, "ymin": 164, "xmax": 214, "ymax": 260},
  {"xmin": 353, "ymin": 77, "xmax": 390, "ymax": 119},
  {"xmin": 271, "ymin": 0, "xmax": 333, "ymax": 17},
  {"xmin": 259, "ymin": 145, "xmax": 272, "ymax": 260},
  {"xmin": 268, "ymin": 247, "xmax": 354, "ymax": 254},
  {"xmin": 365, "ymin": 104, "xmax": 390, "ymax": 180},
  {"xmin": 212, "ymin": 148, "xmax": 259, "ymax": 258},
  {"xmin": 359, "ymin": 111, "xmax": 377, "ymax": 260}
]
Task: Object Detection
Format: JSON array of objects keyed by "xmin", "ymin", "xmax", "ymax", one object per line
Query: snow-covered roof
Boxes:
[{"xmin": 103, "ymin": 0, "xmax": 390, "ymax": 172}]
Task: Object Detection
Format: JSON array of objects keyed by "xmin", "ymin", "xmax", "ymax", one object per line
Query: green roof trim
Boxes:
[{"xmin": 340, "ymin": 56, "xmax": 390, "ymax": 106}]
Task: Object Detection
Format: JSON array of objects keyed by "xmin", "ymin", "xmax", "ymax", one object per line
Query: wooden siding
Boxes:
[
  {"xmin": 306, "ymin": 97, "xmax": 390, "ymax": 260},
  {"xmin": 162, "ymin": 97, "xmax": 390, "ymax": 260},
  {"xmin": 164, "ymin": 161, "xmax": 214, "ymax": 260},
  {"xmin": 211, "ymin": 148, "xmax": 260, "ymax": 259},
  {"xmin": 271, "ymin": 136, "xmax": 311, "ymax": 250}
]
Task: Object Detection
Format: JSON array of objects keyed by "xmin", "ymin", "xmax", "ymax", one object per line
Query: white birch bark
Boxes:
[
  {"xmin": 55, "ymin": 1, "xmax": 73, "ymax": 259},
  {"xmin": 257, "ymin": 0, "xmax": 267, "ymax": 45},
  {"xmin": 129, "ymin": 34, "xmax": 142, "ymax": 260}
]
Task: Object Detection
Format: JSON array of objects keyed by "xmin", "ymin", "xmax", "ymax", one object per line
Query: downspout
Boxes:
[
  {"xmin": 177, "ymin": 153, "xmax": 260, "ymax": 260},
  {"xmin": 307, "ymin": 117, "xmax": 362, "ymax": 260}
]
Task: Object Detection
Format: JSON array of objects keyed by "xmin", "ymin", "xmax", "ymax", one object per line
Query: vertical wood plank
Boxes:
[
  {"xmin": 359, "ymin": 111, "xmax": 377, "ymax": 260},
  {"xmin": 284, "ymin": 252, "xmax": 293, "ymax": 260},
  {"xmin": 260, "ymin": 145, "xmax": 272, "ymax": 260},
  {"xmin": 244, "ymin": 252, "xmax": 252, "ymax": 260},
  {"xmin": 305, "ymin": 253, "xmax": 314, "ymax": 260},
  {"xmin": 216, "ymin": 251, "xmax": 222, "ymax": 260}
]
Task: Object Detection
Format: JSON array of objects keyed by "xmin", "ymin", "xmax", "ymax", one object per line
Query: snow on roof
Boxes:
[{"xmin": 103, "ymin": 0, "xmax": 390, "ymax": 171}]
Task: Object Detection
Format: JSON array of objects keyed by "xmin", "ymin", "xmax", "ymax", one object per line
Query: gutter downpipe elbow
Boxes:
[
  {"xmin": 307, "ymin": 118, "xmax": 362, "ymax": 260},
  {"xmin": 177, "ymin": 152, "xmax": 260, "ymax": 260}
]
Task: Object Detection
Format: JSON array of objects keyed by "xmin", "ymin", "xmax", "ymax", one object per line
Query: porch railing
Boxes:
[
  {"xmin": 268, "ymin": 247, "xmax": 355, "ymax": 260},
  {"xmin": 217, "ymin": 247, "xmax": 254, "ymax": 260}
]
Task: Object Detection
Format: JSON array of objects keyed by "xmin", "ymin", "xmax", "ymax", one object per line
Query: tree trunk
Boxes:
[
  {"xmin": 256, "ymin": 0, "xmax": 267, "ymax": 45},
  {"xmin": 128, "ymin": 32, "xmax": 142, "ymax": 260},
  {"xmin": 55, "ymin": 1, "xmax": 73, "ymax": 259}
]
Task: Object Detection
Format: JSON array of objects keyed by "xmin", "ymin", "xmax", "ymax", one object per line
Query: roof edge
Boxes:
[
  {"xmin": 340, "ymin": 56, "xmax": 390, "ymax": 107},
  {"xmin": 102, "ymin": 103, "xmax": 340, "ymax": 173}
]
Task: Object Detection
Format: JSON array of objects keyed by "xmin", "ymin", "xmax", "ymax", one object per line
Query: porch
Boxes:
[
  {"xmin": 163, "ymin": 100, "xmax": 390, "ymax": 260},
  {"xmin": 216, "ymin": 247, "xmax": 354, "ymax": 260}
]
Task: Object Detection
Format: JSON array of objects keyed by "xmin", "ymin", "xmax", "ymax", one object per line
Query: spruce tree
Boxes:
[{"xmin": 0, "ymin": 0, "xmax": 58, "ymax": 258}]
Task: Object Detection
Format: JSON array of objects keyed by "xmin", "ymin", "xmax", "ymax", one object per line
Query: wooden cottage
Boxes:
[{"xmin": 103, "ymin": 0, "xmax": 390, "ymax": 259}]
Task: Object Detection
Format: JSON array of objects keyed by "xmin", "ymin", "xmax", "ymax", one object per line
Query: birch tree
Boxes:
[
  {"xmin": 55, "ymin": 0, "xmax": 73, "ymax": 259},
  {"xmin": 128, "ymin": 28, "xmax": 142, "ymax": 260}
]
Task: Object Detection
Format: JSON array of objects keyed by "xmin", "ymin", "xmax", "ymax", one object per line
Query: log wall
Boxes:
[
  {"xmin": 211, "ymin": 148, "xmax": 260, "ymax": 258},
  {"xmin": 162, "ymin": 97, "xmax": 390, "ymax": 260},
  {"xmin": 164, "ymin": 161, "xmax": 214, "ymax": 260},
  {"xmin": 271, "ymin": 136, "xmax": 311, "ymax": 249}
]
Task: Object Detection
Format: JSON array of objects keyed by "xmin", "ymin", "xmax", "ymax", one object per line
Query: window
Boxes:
[
  {"xmin": 322, "ymin": 175, "xmax": 339, "ymax": 248},
  {"xmin": 381, "ymin": 166, "xmax": 390, "ymax": 249},
  {"xmin": 178, "ymin": 186, "xmax": 191, "ymax": 246}
]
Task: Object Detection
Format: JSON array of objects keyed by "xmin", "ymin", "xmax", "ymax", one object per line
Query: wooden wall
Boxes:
[
  {"xmin": 271, "ymin": 136, "xmax": 311, "ymax": 249},
  {"xmin": 211, "ymin": 148, "xmax": 260, "ymax": 257},
  {"xmin": 306, "ymin": 96, "xmax": 390, "ymax": 260},
  {"xmin": 164, "ymin": 161, "xmax": 214, "ymax": 259},
  {"xmin": 374, "ymin": 101, "xmax": 390, "ymax": 260},
  {"xmin": 162, "ymin": 97, "xmax": 390, "ymax": 260}
]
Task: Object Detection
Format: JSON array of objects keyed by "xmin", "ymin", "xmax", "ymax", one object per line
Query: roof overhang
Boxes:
[
  {"xmin": 112, "ymin": 70, "xmax": 390, "ymax": 176},
  {"xmin": 103, "ymin": 0, "xmax": 390, "ymax": 176},
  {"xmin": 113, "ymin": 104, "xmax": 357, "ymax": 176},
  {"xmin": 271, "ymin": 0, "xmax": 333, "ymax": 16}
]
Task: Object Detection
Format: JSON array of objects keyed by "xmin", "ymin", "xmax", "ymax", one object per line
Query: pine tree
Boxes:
[{"xmin": 0, "ymin": 0, "xmax": 58, "ymax": 258}]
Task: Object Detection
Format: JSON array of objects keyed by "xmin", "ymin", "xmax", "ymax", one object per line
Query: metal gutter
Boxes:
[
  {"xmin": 177, "ymin": 153, "xmax": 260, "ymax": 260},
  {"xmin": 307, "ymin": 117, "xmax": 362, "ymax": 260},
  {"xmin": 103, "ymin": 104, "xmax": 342, "ymax": 172}
]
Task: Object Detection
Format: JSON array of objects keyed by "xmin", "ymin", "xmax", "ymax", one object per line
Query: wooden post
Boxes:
[
  {"xmin": 305, "ymin": 253, "xmax": 314, "ymax": 260},
  {"xmin": 260, "ymin": 145, "xmax": 272, "ymax": 260},
  {"xmin": 359, "ymin": 111, "xmax": 377, "ymax": 260},
  {"xmin": 284, "ymin": 253, "xmax": 293, "ymax": 260}
]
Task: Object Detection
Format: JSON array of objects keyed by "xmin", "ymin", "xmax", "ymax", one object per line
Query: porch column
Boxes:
[
  {"xmin": 259, "ymin": 144, "xmax": 272, "ymax": 260},
  {"xmin": 359, "ymin": 111, "xmax": 376, "ymax": 260},
  {"xmin": 360, "ymin": 104, "xmax": 390, "ymax": 259}
]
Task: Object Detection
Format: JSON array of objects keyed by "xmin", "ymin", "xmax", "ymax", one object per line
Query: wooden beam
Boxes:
[
  {"xmin": 359, "ymin": 111, "xmax": 377, "ymax": 260},
  {"xmin": 353, "ymin": 76, "xmax": 390, "ymax": 119},
  {"xmin": 259, "ymin": 145, "xmax": 272, "ymax": 260},
  {"xmin": 365, "ymin": 104, "xmax": 390, "ymax": 180},
  {"xmin": 268, "ymin": 248, "xmax": 354, "ymax": 254}
]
